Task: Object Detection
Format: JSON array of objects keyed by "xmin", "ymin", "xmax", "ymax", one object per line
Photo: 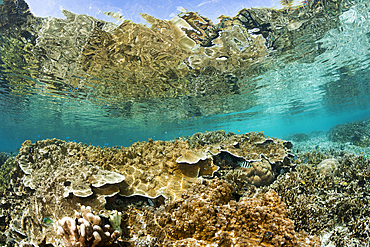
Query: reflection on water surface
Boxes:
[{"xmin": 0, "ymin": 0, "xmax": 370, "ymax": 148}]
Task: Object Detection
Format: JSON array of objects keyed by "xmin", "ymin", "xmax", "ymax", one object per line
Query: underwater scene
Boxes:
[{"xmin": 1, "ymin": 0, "xmax": 370, "ymax": 246}]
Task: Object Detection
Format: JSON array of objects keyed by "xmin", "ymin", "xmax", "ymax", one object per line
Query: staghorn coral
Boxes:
[
  {"xmin": 125, "ymin": 178, "xmax": 320, "ymax": 246},
  {"xmin": 57, "ymin": 205, "xmax": 121, "ymax": 247}
]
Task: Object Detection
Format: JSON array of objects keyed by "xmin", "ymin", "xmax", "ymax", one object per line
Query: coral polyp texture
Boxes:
[{"xmin": 125, "ymin": 178, "xmax": 320, "ymax": 246}]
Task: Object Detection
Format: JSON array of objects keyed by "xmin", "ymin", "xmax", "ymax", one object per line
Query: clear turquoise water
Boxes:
[{"xmin": 1, "ymin": 0, "xmax": 370, "ymax": 151}]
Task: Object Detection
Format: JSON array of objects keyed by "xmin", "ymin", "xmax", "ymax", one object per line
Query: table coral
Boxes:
[
  {"xmin": 84, "ymin": 138, "xmax": 217, "ymax": 201},
  {"xmin": 17, "ymin": 139, "xmax": 125, "ymax": 199},
  {"xmin": 125, "ymin": 178, "xmax": 320, "ymax": 246}
]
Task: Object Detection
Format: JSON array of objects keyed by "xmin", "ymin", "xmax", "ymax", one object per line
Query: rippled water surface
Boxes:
[{"xmin": 1, "ymin": 0, "xmax": 370, "ymax": 150}]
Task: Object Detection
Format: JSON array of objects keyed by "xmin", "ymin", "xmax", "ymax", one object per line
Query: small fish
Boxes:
[
  {"xmin": 265, "ymin": 231, "xmax": 273, "ymax": 239},
  {"xmin": 42, "ymin": 217, "xmax": 53, "ymax": 225},
  {"xmin": 237, "ymin": 130, "xmax": 240, "ymax": 132},
  {"xmin": 148, "ymin": 199, "xmax": 155, "ymax": 207}
]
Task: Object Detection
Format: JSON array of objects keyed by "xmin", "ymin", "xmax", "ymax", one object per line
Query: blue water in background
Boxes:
[{"xmin": 1, "ymin": 0, "xmax": 370, "ymax": 152}]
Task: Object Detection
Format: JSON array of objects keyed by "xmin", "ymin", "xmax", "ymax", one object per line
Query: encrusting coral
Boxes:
[
  {"xmin": 124, "ymin": 178, "xmax": 320, "ymax": 246},
  {"xmin": 57, "ymin": 205, "xmax": 121, "ymax": 247}
]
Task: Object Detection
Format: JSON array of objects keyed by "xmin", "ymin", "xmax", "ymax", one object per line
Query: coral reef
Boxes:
[
  {"xmin": 0, "ymin": 156, "xmax": 17, "ymax": 191},
  {"xmin": 317, "ymin": 158, "xmax": 339, "ymax": 175},
  {"xmin": 0, "ymin": 152, "xmax": 8, "ymax": 166},
  {"xmin": 124, "ymin": 178, "xmax": 320, "ymax": 246},
  {"xmin": 57, "ymin": 205, "xmax": 121, "ymax": 247},
  {"xmin": 15, "ymin": 131, "xmax": 284, "ymax": 203},
  {"xmin": 0, "ymin": 131, "xmax": 291, "ymax": 245},
  {"xmin": 1, "ymin": 131, "xmax": 369, "ymax": 246},
  {"xmin": 328, "ymin": 119, "xmax": 370, "ymax": 147},
  {"xmin": 190, "ymin": 131, "xmax": 292, "ymax": 191},
  {"xmin": 85, "ymin": 137, "xmax": 217, "ymax": 200},
  {"xmin": 263, "ymin": 154, "xmax": 370, "ymax": 246},
  {"xmin": 17, "ymin": 139, "xmax": 125, "ymax": 200},
  {"xmin": 291, "ymin": 133, "xmax": 310, "ymax": 142}
]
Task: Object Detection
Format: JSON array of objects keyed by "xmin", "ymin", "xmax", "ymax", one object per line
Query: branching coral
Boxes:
[
  {"xmin": 264, "ymin": 154, "xmax": 370, "ymax": 246},
  {"xmin": 57, "ymin": 205, "xmax": 121, "ymax": 247}
]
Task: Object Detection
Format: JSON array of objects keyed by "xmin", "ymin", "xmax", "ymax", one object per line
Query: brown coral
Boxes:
[{"xmin": 125, "ymin": 178, "xmax": 320, "ymax": 246}]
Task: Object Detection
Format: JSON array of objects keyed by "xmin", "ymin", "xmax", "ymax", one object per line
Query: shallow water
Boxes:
[
  {"xmin": 1, "ymin": 0, "xmax": 370, "ymax": 246},
  {"xmin": 1, "ymin": 0, "xmax": 369, "ymax": 151}
]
